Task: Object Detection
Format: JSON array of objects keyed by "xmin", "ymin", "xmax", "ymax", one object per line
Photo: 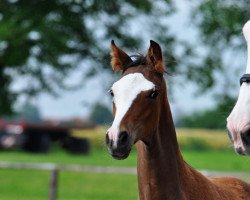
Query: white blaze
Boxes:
[
  {"xmin": 243, "ymin": 20, "xmax": 250, "ymax": 73},
  {"xmin": 107, "ymin": 73, "xmax": 155, "ymax": 147}
]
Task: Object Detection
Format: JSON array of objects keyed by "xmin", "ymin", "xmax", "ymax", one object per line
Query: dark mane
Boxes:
[
  {"xmin": 124, "ymin": 54, "xmax": 146, "ymax": 69},
  {"xmin": 124, "ymin": 54, "xmax": 170, "ymax": 75}
]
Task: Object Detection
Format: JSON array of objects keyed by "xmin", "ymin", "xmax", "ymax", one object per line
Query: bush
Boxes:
[
  {"xmin": 177, "ymin": 96, "xmax": 235, "ymax": 129},
  {"xmin": 90, "ymin": 103, "xmax": 113, "ymax": 125},
  {"xmin": 179, "ymin": 138, "xmax": 210, "ymax": 151},
  {"xmin": 72, "ymin": 127, "xmax": 107, "ymax": 151}
]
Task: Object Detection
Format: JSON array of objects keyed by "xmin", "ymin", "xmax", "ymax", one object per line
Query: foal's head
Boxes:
[
  {"xmin": 227, "ymin": 21, "xmax": 250, "ymax": 155},
  {"xmin": 106, "ymin": 40, "xmax": 166, "ymax": 160}
]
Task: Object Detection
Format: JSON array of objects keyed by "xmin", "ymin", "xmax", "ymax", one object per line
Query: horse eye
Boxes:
[
  {"xmin": 108, "ymin": 89, "xmax": 114, "ymax": 97},
  {"xmin": 149, "ymin": 91, "xmax": 159, "ymax": 99}
]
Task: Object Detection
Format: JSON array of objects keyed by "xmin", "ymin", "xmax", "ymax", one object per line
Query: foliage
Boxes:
[
  {"xmin": 2, "ymin": 101, "xmax": 42, "ymax": 122},
  {"xmin": 180, "ymin": 138, "xmax": 210, "ymax": 151},
  {"xmin": 178, "ymin": 96, "xmax": 236, "ymax": 129},
  {"xmin": 1, "ymin": 0, "xmax": 248, "ymax": 115},
  {"xmin": 187, "ymin": 1, "xmax": 250, "ymax": 93},
  {"xmin": 0, "ymin": 0, "xmax": 175, "ymax": 114},
  {"xmin": 177, "ymin": 129, "xmax": 231, "ymax": 152},
  {"xmin": 89, "ymin": 103, "xmax": 113, "ymax": 125},
  {"xmin": 18, "ymin": 102, "xmax": 42, "ymax": 121}
]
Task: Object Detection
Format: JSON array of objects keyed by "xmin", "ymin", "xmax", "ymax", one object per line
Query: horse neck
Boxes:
[{"xmin": 137, "ymin": 97, "xmax": 186, "ymax": 199}]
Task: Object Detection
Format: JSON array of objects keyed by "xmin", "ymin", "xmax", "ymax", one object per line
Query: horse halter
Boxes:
[{"xmin": 240, "ymin": 74, "xmax": 250, "ymax": 85}]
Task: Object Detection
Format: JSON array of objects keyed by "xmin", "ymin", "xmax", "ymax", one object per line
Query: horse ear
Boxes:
[
  {"xmin": 146, "ymin": 40, "xmax": 164, "ymax": 74},
  {"xmin": 110, "ymin": 40, "xmax": 132, "ymax": 73}
]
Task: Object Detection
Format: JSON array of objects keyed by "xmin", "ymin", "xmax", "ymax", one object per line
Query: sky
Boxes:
[{"xmin": 24, "ymin": 0, "xmax": 244, "ymax": 120}]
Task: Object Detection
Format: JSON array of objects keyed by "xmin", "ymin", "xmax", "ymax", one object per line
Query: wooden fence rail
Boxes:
[{"xmin": 0, "ymin": 161, "xmax": 249, "ymax": 200}]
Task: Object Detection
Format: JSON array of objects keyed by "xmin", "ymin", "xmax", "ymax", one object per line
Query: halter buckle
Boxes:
[{"xmin": 240, "ymin": 74, "xmax": 250, "ymax": 85}]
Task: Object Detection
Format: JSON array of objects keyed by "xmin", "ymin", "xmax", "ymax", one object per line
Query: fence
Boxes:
[{"xmin": 0, "ymin": 161, "xmax": 250, "ymax": 200}]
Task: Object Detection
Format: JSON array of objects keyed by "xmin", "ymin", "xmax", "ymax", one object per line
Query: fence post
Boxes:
[{"xmin": 49, "ymin": 168, "xmax": 59, "ymax": 200}]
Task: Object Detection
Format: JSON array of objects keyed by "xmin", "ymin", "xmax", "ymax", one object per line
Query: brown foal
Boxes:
[{"xmin": 106, "ymin": 40, "xmax": 250, "ymax": 200}]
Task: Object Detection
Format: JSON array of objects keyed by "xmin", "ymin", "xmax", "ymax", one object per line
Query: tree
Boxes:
[
  {"xmin": 90, "ymin": 103, "xmax": 113, "ymax": 125},
  {"xmin": 0, "ymin": 0, "xmax": 175, "ymax": 114},
  {"xmin": 185, "ymin": 1, "xmax": 250, "ymax": 95},
  {"xmin": 178, "ymin": 95, "xmax": 235, "ymax": 129},
  {"xmin": 3, "ymin": 101, "xmax": 42, "ymax": 121},
  {"xmin": 18, "ymin": 102, "xmax": 42, "ymax": 122}
]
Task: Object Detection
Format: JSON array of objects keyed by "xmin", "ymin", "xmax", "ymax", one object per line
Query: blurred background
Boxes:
[{"xmin": 0, "ymin": 0, "xmax": 250, "ymax": 200}]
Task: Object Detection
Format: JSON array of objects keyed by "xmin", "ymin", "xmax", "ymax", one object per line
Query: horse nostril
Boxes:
[
  {"xmin": 241, "ymin": 129, "xmax": 250, "ymax": 146},
  {"xmin": 118, "ymin": 131, "xmax": 129, "ymax": 146},
  {"xmin": 227, "ymin": 130, "xmax": 233, "ymax": 142},
  {"xmin": 106, "ymin": 133, "xmax": 113, "ymax": 148},
  {"xmin": 236, "ymin": 147, "xmax": 245, "ymax": 155},
  {"xmin": 106, "ymin": 134, "xmax": 110, "ymax": 145}
]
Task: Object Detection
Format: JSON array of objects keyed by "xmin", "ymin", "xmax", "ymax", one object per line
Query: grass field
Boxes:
[
  {"xmin": 1, "ymin": 149, "xmax": 250, "ymax": 171},
  {"xmin": 0, "ymin": 128, "xmax": 250, "ymax": 199},
  {"xmin": 0, "ymin": 169, "xmax": 138, "ymax": 200}
]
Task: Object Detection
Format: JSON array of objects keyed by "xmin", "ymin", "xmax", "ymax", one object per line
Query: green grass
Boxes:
[
  {"xmin": 0, "ymin": 128, "xmax": 250, "ymax": 199},
  {"xmin": 1, "ymin": 149, "xmax": 250, "ymax": 200},
  {"xmin": 1, "ymin": 148, "xmax": 250, "ymax": 171},
  {"xmin": 183, "ymin": 150, "xmax": 250, "ymax": 172},
  {"xmin": 0, "ymin": 148, "xmax": 138, "ymax": 200},
  {"xmin": 58, "ymin": 172, "xmax": 137, "ymax": 200},
  {"xmin": 0, "ymin": 169, "xmax": 137, "ymax": 200},
  {"xmin": 0, "ymin": 148, "xmax": 137, "ymax": 166},
  {"xmin": 0, "ymin": 169, "xmax": 49, "ymax": 200}
]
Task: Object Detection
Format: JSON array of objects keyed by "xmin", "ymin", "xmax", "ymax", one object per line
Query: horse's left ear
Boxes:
[{"xmin": 146, "ymin": 40, "xmax": 165, "ymax": 74}]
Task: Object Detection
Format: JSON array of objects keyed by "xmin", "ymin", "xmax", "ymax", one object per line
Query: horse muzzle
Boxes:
[
  {"xmin": 106, "ymin": 130, "xmax": 132, "ymax": 160},
  {"xmin": 227, "ymin": 127, "xmax": 250, "ymax": 156}
]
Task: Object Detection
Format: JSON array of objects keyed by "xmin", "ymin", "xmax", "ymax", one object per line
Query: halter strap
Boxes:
[{"xmin": 240, "ymin": 74, "xmax": 250, "ymax": 85}]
